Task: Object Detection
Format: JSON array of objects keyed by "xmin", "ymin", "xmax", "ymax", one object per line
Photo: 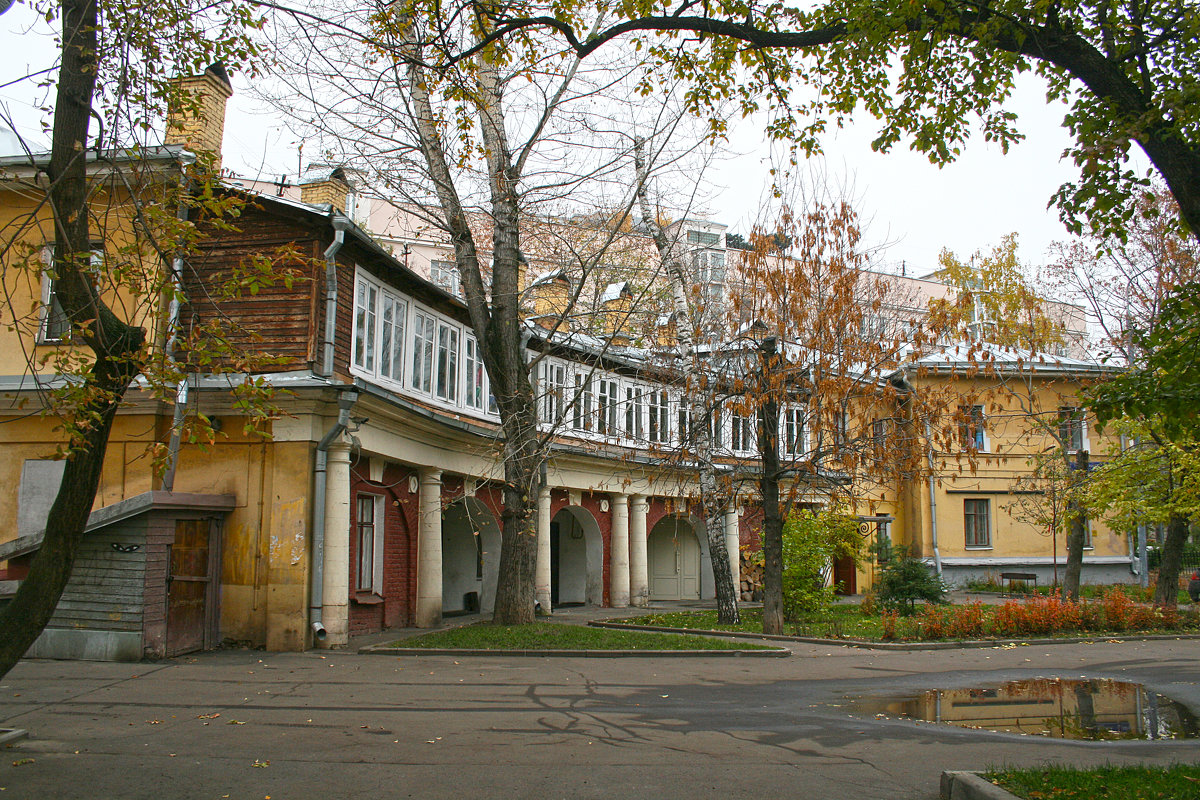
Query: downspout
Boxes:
[
  {"xmin": 319, "ymin": 213, "xmax": 352, "ymax": 378},
  {"xmin": 161, "ymin": 172, "xmax": 195, "ymax": 492},
  {"xmin": 309, "ymin": 386, "xmax": 359, "ymax": 641},
  {"xmin": 925, "ymin": 421, "xmax": 942, "ymax": 575}
]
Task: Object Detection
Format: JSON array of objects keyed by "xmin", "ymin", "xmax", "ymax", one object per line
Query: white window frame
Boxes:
[
  {"xmin": 687, "ymin": 229, "xmax": 722, "ymax": 247},
  {"xmin": 434, "ymin": 320, "xmax": 460, "ymax": 402},
  {"xmin": 647, "ymin": 389, "xmax": 670, "ymax": 444},
  {"xmin": 541, "ymin": 360, "xmax": 566, "ymax": 425},
  {"xmin": 959, "ymin": 404, "xmax": 988, "ymax": 453},
  {"xmin": 784, "ymin": 406, "xmax": 807, "ymax": 458},
  {"xmin": 572, "ymin": 372, "xmax": 594, "ymax": 433},
  {"xmin": 410, "ymin": 310, "xmax": 436, "ymax": 394},
  {"xmin": 464, "ymin": 335, "xmax": 488, "ymax": 411},
  {"xmin": 1058, "ymin": 406, "xmax": 1089, "ymax": 452},
  {"xmin": 730, "ymin": 409, "xmax": 755, "ymax": 454},
  {"xmin": 39, "ymin": 272, "xmax": 70, "ymax": 343},
  {"xmin": 38, "ymin": 244, "xmax": 103, "ymax": 344},
  {"xmin": 430, "ymin": 258, "xmax": 461, "ymax": 297},
  {"xmin": 596, "ymin": 377, "xmax": 618, "ymax": 437},
  {"xmin": 708, "ymin": 403, "xmax": 725, "ymax": 451},
  {"xmin": 675, "ymin": 395, "xmax": 689, "ymax": 445},
  {"xmin": 625, "ymin": 386, "xmax": 645, "ymax": 441},
  {"xmin": 378, "ymin": 291, "xmax": 407, "ymax": 383},
  {"xmin": 353, "ymin": 278, "xmax": 377, "ymax": 372},
  {"xmin": 356, "ymin": 493, "xmax": 385, "ymax": 594}
]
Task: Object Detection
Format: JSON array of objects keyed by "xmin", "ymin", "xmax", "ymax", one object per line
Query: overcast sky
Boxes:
[{"xmin": 2, "ymin": 2, "xmax": 1145, "ymax": 276}]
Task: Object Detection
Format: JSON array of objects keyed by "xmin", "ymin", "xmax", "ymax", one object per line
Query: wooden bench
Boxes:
[{"xmin": 1000, "ymin": 571, "xmax": 1038, "ymax": 587}]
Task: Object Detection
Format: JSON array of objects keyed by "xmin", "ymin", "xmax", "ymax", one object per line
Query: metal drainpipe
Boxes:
[
  {"xmin": 310, "ymin": 386, "xmax": 359, "ymax": 641},
  {"xmin": 161, "ymin": 184, "xmax": 193, "ymax": 493},
  {"xmin": 319, "ymin": 214, "xmax": 352, "ymax": 377},
  {"xmin": 925, "ymin": 422, "xmax": 942, "ymax": 575}
]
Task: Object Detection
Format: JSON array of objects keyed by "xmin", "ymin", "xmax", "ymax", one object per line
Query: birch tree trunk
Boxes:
[{"xmin": 633, "ymin": 139, "xmax": 738, "ymax": 623}]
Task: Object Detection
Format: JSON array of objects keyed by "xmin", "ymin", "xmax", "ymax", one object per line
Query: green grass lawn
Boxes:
[
  {"xmin": 986, "ymin": 764, "xmax": 1200, "ymax": 799},
  {"xmin": 614, "ymin": 601, "xmax": 1200, "ymax": 643},
  {"xmin": 966, "ymin": 580, "xmax": 1192, "ymax": 606},
  {"xmin": 617, "ymin": 606, "xmax": 886, "ymax": 640},
  {"xmin": 391, "ymin": 621, "xmax": 776, "ymax": 650}
]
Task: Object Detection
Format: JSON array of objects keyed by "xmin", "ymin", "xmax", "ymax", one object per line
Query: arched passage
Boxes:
[
  {"xmin": 550, "ymin": 506, "xmax": 603, "ymax": 607},
  {"xmin": 647, "ymin": 515, "xmax": 712, "ymax": 601},
  {"xmin": 441, "ymin": 497, "xmax": 502, "ymax": 614}
]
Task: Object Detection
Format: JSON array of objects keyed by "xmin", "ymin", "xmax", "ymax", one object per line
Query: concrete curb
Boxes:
[
  {"xmin": 590, "ymin": 621, "xmax": 1200, "ymax": 651},
  {"xmin": 941, "ymin": 771, "xmax": 1022, "ymax": 800},
  {"xmin": 358, "ymin": 645, "xmax": 790, "ymax": 657},
  {"xmin": 0, "ymin": 728, "xmax": 29, "ymax": 746}
]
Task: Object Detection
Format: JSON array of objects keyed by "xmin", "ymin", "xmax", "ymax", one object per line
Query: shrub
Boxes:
[
  {"xmin": 880, "ymin": 610, "xmax": 899, "ymax": 640},
  {"xmin": 946, "ymin": 601, "xmax": 988, "ymax": 639},
  {"xmin": 1079, "ymin": 601, "xmax": 1106, "ymax": 631},
  {"xmin": 990, "ymin": 600, "xmax": 1024, "ymax": 638},
  {"xmin": 1101, "ymin": 587, "xmax": 1134, "ymax": 630},
  {"xmin": 781, "ymin": 508, "xmax": 863, "ymax": 620},
  {"xmin": 859, "ymin": 588, "xmax": 878, "ymax": 616},
  {"xmin": 875, "ymin": 546, "xmax": 948, "ymax": 615},
  {"xmin": 916, "ymin": 605, "xmax": 947, "ymax": 640}
]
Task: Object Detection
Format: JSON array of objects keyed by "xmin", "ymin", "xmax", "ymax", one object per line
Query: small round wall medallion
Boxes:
[
  {"xmin": 600, "ymin": 499, "xmax": 610, "ymax": 513},
  {"xmin": 408, "ymin": 475, "xmax": 419, "ymax": 494}
]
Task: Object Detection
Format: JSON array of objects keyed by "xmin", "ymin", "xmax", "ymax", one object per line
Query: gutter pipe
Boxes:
[
  {"xmin": 319, "ymin": 214, "xmax": 352, "ymax": 378},
  {"xmin": 925, "ymin": 421, "xmax": 942, "ymax": 575},
  {"xmin": 309, "ymin": 385, "xmax": 358, "ymax": 641}
]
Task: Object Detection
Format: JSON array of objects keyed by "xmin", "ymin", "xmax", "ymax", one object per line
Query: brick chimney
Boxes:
[
  {"xmin": 530, "ymin": 270, "xmax": 571, "ymax": 330},
  {"xmin": 600, "ymin": 281, "xmax": 633, "ymax": 346},
  {"xmin": 300, "ymin": 165, "xmax": 352, "ymax": 214},
  {"xmin": 165, "ymin": 63, "xmax": 233, "ymax": 170}
]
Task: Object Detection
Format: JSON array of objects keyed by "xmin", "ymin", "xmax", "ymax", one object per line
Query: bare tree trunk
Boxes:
[
  {"xmin": 1062, "ymin": 449, "xmax": 1088, "ymax": 602},
  {"xmin": 0, "ymin": 358, "xmax": 139, "ymax": 677},
  {"xmin": 1153, "ymin": 513, "xmax": 1189, "ymax": 608},
  {"xmin": 633, "ymin": 138, "xmax": 738, "ymax": 624},
  {"xmin": 0, "ymin": 0, "xmax": 146, "ymax": 680},
  {"xmin": 699, "ymin": 461, "xmax": 739, "ymax": 624},
  {"xmin": 758, "ymin": 339, "xmax": 784, "ymax": 634},
  {"xmin": 399, "ymin": 24, "xmax": 547, "ymax": 624},
  {"xmin": 492, "ymin": 408, "xmax": 541, "ymax": 624}
]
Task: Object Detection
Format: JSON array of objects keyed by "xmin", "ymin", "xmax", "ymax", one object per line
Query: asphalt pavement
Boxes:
[{"xmin": 1, "ymin": 608, "xmax": 1198, "ymax": 799}]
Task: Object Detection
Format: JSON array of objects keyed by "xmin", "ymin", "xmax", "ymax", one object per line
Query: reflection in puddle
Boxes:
[{"xmin": 848, "ymin": 678, "xmax": 1199, "ymax": 740}]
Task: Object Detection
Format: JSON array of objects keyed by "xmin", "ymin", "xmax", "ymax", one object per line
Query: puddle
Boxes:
[{"xmin": 847, "ymin": 678, "xmax": 1199, "ymax": 740}]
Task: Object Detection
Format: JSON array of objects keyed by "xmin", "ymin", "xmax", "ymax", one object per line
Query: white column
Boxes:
[
  {"xmin": 629, "ymin": 495, "xmax": 649, "ymax": 606},
  {"xmin": 610, "ymin": 494, "xmax": 630, "ymax": 608},
  {"xmin": 725, "ymin": 505, "xmax": 741, "ymax": 597},
  {"xmin": 536, "ymin": 487, "xmax": 552, "ymax": 612},
  {"xmin": 415, "ymin": 468, "xmax": 443, "ymax": 628},
  {"xmin": 321, "ymin": 442, "xmax": 352, "ymax": 648}
]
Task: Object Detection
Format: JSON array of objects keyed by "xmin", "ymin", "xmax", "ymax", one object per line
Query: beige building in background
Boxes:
[{"xmin": 0, "ymin": 69, "xmax": 1135, "ymax": 661}]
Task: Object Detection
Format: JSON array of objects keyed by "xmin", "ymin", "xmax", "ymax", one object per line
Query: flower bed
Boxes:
[{"xmin": 883, "ymin": 590, "xmax": 1200, "ymax": 641}]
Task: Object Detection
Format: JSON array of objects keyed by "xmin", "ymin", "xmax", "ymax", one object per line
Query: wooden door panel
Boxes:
[
  {"xmin": 167, "ymin": 519, "xmax": 211, "ymax": 656},
  {"xmin": 648, "ymin": 530, "xmax": 680, "ymax": 600}
]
